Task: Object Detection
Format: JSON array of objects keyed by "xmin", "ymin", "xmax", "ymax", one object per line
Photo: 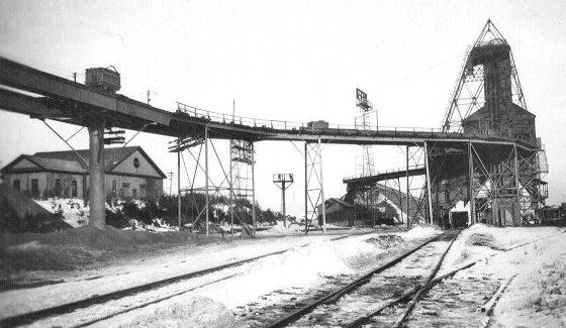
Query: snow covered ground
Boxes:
[
  {"xmin": 0, "ymin": 229, "xmax": 383, "ymax": 320},
  {"xmin": 77, "ymin": 227, "xmax": 441, "ymax": 327},
  {"xmin": 3, "ymin": 224, "xmax": 565, "ymax": 328},
  {"xmin": 429, "ymin": 224, "xmax": 566, "ymax": 328},
  {"xmin": 35, "ymin": 198, "xmax": 89, "ymax": 227}
]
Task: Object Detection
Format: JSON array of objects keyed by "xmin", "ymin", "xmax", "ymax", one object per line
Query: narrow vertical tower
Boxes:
[{"xmin": 354, "ymin": 88, "xmax": 377, "ymax": 177}]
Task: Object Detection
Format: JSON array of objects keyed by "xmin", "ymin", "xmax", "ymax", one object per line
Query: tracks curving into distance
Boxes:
[
  {"xmin": 4, "ymin": 228, "xmax": 561, "ymax": 328},
  {"xmin": 263, "ymin": 229, "xmax": 565, "ymax": 328},
  {"xmin": 0, "ymin": 231, "xmax": 374, "ymax": 328},
  {"xmin": 264, "ymin": 231, "xmax": 460, "ymax": 328},
  {"xmin": 342, "ymin": 229, "xmax": 566, "ymax": 328}
]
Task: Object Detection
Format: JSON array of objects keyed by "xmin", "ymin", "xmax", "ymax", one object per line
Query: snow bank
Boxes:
[
  {"xmin": 117, "ymin": 296, "xmax": 234, "ymax": 328},
  {"xmin": 35, "ymin": 198, "xmax": 89, "ymax": 228},
  {"xmin": 365, "ymin": 235, "xmax": 405, "ymax": 249},
  {"xmin": 258, "ymin": 223, "xmax": 302, "ymax": 235},
  {"xmin": 398, "ymin": 226, "xmax": 440, "ymax": 240},
  {"xmin": 194, "ymin": 233, "xmax": 406, "ymax": 308},
  {"xmin": 534, "ymin": 259, "xmax": 566, "ymax": 321},
  {"xmin": 441, "ymin": 224, "xmax": 563, "ymax": 273},
  {"xmin": 0, "ymin": 226, "xmax": 223, "ymax": 275},
  {"xmin": 483, "ymin": 229, "xmax": 566, "ymax": 327}
]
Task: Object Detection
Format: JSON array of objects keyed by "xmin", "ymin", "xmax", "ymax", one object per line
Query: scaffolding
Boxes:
[{"xmin": 169, "ymin": 128, "xmax": 255, "ymax": 236}]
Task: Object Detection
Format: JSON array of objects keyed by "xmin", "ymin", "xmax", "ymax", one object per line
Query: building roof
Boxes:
[
  {"xmin": 320, "ymin": 197, "xmax": 354, "ymax": 209},
  {"xmin": 1, "ymin": 146, "xmax": 166, "ymax": 179},
  {"xmin": 462, "ymin": 102, "xmax": 535, "ymax": 123},
  {"xmin": 31, "ymin": 156, "xmax": 86, "ymax": 173}
]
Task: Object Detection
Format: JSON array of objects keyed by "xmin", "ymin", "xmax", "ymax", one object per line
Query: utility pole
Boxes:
[
  {"xmin": 73, "ymin": 72, "xmax": 77, "ymax": 82},
  {"xmin": 177, "ymin": 139, "xmax": 182, "ymax": 230},
  {"xmin": 406, "ymin": 145, "xmax": 410, "ymax": 228},
  {"xmin": 273, "ymin": 173, "xmax": 294, "ymax": 227},
  {"xmin": 230, "ymin": 100, "xmax": 235, "ymax": 236}
]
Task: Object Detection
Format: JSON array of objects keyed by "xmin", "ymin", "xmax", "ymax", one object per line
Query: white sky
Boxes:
[{"xmin": 0, "ymin": 0, "xmax": 565, "ymax": 216}]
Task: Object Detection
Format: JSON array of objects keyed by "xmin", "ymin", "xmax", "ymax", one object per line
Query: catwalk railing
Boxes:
[
  {"xmin": 176, "ymin": 102, "xmax": 443, "ymax": 134},
  {"xmin": 343, "ymin": 165, "xmax": 425, "ymax": 182}
]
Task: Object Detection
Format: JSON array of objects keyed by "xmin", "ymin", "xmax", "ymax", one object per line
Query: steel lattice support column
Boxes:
[
  {"xmin": 466, "ymin": 143, "xmax": 523, "ymax": 226},
  {"xmin": 516, "ymin": 147, "xmax": 547, "ymax": 216},
  {"xmin": 304, "ymin": 139, "xmax": 326, "ymax": 234},
  {"xmin": 424, "ymin": 141, "xmax": 434, "ymax": 224}
]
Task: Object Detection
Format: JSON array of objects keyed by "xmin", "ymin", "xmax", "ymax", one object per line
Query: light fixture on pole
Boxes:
[{"xmin": 273, "ymin": 173, "xmax": 294, "ymax": 228}]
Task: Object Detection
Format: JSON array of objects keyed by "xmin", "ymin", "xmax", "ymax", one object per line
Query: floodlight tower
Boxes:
[
  {"xmin": 273, "ymin": 173, "xmax": 294, "ymax": 227},
  {"xmin": 354, "ymin": 88, "xmax": 377, "ymax": 177}
]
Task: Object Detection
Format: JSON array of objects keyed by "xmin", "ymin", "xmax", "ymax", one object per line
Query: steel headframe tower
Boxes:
[
  {"xmin": 438, "ymin": 19, "xmax": 547, "ymax": 225},
  {"xmin": 273, "ymin": 173, "xmax": 294, "ymax": 227},
  {"xmin": 441, "ymin": 19, "xmax": 527, "ymax": 134}
]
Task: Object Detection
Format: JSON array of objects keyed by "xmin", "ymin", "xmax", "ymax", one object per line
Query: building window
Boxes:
[
  {"xmin": 122, "ymin": 182, "xmax": 130, "ymax": 188},
  {"xmin": 71, "ymin": 180, "xmax": 78, "ymax": 197},
  {"xmin": 133, "ymin": 158, "xmax": 140, "ymax": 168},
  {"xmin": 13, "ymin": 179, "xmax": 20, "ymax": 191},
  {"xmin": 31, "ymin": 179, "xmax": 39, "ymax": 198},
  {"xmin": 132, "ymin": 189, "xmax": 137, "ymax": 198},
  {"xmin": 112, "ymin": 180, "xmax": 117, "ymax": 195}
]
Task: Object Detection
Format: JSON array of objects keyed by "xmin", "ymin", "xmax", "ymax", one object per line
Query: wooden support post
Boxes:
[
  {"xmin": 304, "ymin": 142, "xmax": 309, "ymax": 235},
  {"xmin": 468, "ymin": 141, "xmax": 476, "ymax": 225},
  {"xmin": 177, "ymin": 139, "xmax": 182, "ymax": 230},
  {"xmin": 230, "ymin": 100, "xmax": 235, "ymax": 237},
  {"xmin": 251, "ymin": 142, "xmax": 256, "ymax": 237},
  {"xmin": 397, "ymin": 177, "xmax": 403, "ymax": 225},
  {"xmin": 229, "ymin": 141, "xmax": 234, "ymax": 237},
  {"xmin": 88, "ymin": 118, "xmax": 105, "ymax": 230},
  {"xmin": 319, "ymin": 138, "xmax": 326, "ymax": 234},
  {"xmin": 205, "ymin": 126, "xmax": 209, "ymax": 236},
  {"xmin": 281, "ymin": 180, "xmax": 287, "ymax": 227},
  {"xmin": 514, "ymin": 144, "xmax": 521, "ymax": 226},
  {"xmin": 424, "ymin": 142, "xmax": 434, "ymax": 225},
  {"xmin": 406, "ymin": 145, "xmax": 410, "ymax": 228},
  {"xmin": 514, "ymin": 144, "xmax": 520, "ymax": 197}
]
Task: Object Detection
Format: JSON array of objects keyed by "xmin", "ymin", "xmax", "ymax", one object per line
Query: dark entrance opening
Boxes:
[{"xmin": 451, "ymin": 211, "xmax": 469, "ymax": 228}]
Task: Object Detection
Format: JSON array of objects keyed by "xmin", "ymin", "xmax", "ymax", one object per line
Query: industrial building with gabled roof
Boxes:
[{"xmin": 0, "ymin": 146, "xmax": 166, "ymax": 201}]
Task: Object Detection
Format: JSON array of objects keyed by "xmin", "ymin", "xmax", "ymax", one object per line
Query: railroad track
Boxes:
[
  {"xmin": 261, "ymin": 229, "xmax": 565, "ymax": 328},
  {"xmin": 0, "ymin": 230, "xmax": 378, "ymax": 328},
  {"xmin": 5, "ymin": 228, "xmax": 561, "ymax": 328},
  {"xmin": 262, "ymin": 231, "xmax": 460, "ymax": 328}
]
